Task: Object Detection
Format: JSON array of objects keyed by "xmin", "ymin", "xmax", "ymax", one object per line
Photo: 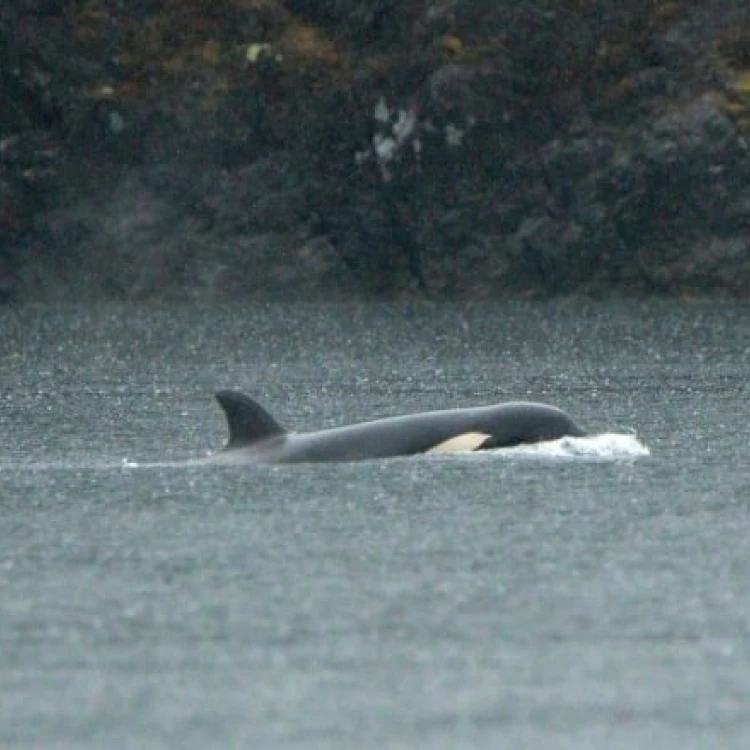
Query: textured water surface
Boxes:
[{"xmin": 1, "ymin": 301, "xmax": 749, "ymax": 749}]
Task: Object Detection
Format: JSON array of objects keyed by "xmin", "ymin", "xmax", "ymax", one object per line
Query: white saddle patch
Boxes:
[{"xmin": 426, "ymin": 432, "xmax": 492, "ymax": 454}]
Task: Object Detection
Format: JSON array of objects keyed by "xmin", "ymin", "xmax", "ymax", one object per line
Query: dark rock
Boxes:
[{"xmin": 4, "ymin": 0, "xmax": 750, "ymax": 301}]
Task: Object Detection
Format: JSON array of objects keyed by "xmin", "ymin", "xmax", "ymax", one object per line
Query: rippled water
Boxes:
[{"xmin": 1, "ymin": 301, "xmax": 749, "ymax": 748}]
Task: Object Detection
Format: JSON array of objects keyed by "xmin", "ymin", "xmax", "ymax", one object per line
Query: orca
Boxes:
[{"xmin": 205, "ymin": 390, "xmax": 586, "ymax": 464}]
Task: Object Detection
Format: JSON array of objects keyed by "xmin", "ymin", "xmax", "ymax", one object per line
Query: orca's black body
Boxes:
[{"xmin": 206, "ymin": 391, "xmax": 586, "ymax": 464}]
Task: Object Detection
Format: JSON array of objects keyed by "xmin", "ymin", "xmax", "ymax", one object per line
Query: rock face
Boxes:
[{"xmin": 2, "ymin": 0, "xmax": 750, "ymax": 301}]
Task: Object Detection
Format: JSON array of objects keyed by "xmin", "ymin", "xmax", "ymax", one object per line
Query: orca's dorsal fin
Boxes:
[{"xmin": 215, "ymin": 390, "xmax": 286, "ymax": 448}]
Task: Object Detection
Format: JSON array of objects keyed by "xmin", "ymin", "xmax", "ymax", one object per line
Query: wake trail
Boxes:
[{"xmin": 1, "ymin": 434, "xmax": 649, "ymax": 472}]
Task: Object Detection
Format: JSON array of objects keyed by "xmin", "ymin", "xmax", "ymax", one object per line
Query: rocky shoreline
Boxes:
[{"xmin": 2, "ymin": 1, "xmax": 750, "ymax": 302}]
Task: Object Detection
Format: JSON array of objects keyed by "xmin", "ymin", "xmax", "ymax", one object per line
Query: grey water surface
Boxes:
[{"xmin": 1, "ymin": 301, "xmax": 750, "ymax": 749}]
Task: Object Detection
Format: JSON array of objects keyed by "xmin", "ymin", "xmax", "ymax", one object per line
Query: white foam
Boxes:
[{"xmin": 494, "ymin": 432, "xmax": 650, "ymax": 460}]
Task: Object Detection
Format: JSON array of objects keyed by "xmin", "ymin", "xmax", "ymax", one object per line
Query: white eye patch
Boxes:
[{"xmin": 425, "ymin": 432, "xmax": 492, "ymax": 454}]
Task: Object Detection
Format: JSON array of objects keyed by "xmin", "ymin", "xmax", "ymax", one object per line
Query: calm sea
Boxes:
[{"xmin": 1, "ymin": 301, "xmax": 749, "ymax": 749}]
